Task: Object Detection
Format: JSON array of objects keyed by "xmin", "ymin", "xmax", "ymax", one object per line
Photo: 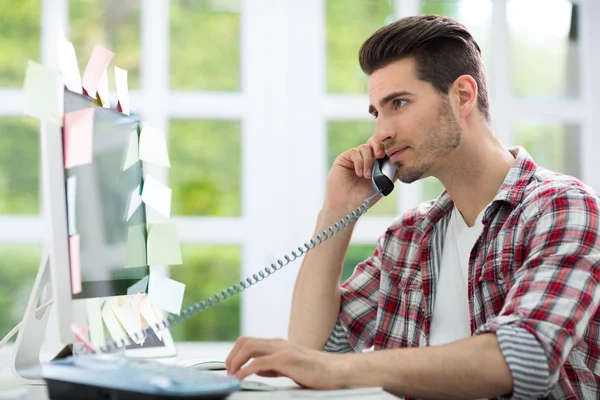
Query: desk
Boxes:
[{"xmin": 0, "ymin": 342, "xmax": 398, "ymax": 399}]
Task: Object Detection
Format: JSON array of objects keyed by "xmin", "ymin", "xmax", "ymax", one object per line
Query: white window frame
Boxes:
[{"xmin": 0, "ymin": 0, "xmax": 598, "ymax": 343}]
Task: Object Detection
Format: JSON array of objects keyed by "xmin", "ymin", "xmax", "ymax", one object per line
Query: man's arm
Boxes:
[
  {"xmin": 342, "ymin": 333, "xmax": 513, "ymax": 399},
  {"xmin": 288, "ymin": 209, "xmax": 355, "ymax": 350}
]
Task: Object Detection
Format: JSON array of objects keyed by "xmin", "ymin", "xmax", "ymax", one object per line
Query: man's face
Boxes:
[{"xmin": 368, "ymin": 58, "xmax": 462, "ymax": 183}]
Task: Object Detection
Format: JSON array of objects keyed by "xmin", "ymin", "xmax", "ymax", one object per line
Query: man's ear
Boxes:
[{"xmin": 452, "ymin": 75, "xmax": 478, "ymax": 119}]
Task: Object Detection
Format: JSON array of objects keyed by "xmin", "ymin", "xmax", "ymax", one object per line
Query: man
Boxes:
[{"xmin": 226, "ymin": 15, "xmax": 600, "ymax": 399}]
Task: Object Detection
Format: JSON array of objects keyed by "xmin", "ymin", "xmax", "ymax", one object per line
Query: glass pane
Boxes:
[
  {"xmin": 508, "ymin": 0, "xmax": 576, "ymax": 98},
  {"xmin": 422, "ymin": 176, "xmax": 444, "ymax": 202},
  {"xmin": 170, "ymin": 0, "xmax": 241, "ymax": 91},
  {"xmin": 342, "ymin": 244, "xmax": 376, "ymax": 283},
  {"xmin": 327, "ymin": 121, "xmax": 398, "ymax": 216},
  {"xmin": 420, "ymin": 1, "xmax": 492, "ymax": 71},
  {"xmin": 0, "ymin": 0, "xmax": 40, "ymax": 87},
  {"xmin": 169, "ymin": 119, "xmax": 241, "ymax": 216},
  {"xmin": 326, "ymin": 0, "xmax": 393, "ymax": 94},
  {"xmin": 169, "ymin": 245, "xmax": 241, "ymax": 341},
  {"xmin": 0, "ymin": 244, "xmax": 42, "ymax": 342},
  {"xmin": 514, "ymin": 122, "xmax": 580, "ymax": 178},
  {"xmin": 0, "ymin": 118, "xmax": 39, "ymax": 214},
  {"xmin": 70, "ymin": 0, "xmax": 141, "ymax": 88}
]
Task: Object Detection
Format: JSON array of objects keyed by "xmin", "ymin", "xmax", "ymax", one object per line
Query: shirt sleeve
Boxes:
[
  {"xmin": 323, "ymin": 235, "xmax": 385, "ymax": 353},
  {"xmin": 475, "ymin": 188, "xmax": 600, "ymax": 399}
]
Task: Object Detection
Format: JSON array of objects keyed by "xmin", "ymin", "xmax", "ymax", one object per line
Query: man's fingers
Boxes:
[
  {"xmin": 234, "ymin": 354, "xmax": 282, "ymax": 381},
  {"xmin": 228, "ymin": 339, "xmax": 286, "ymax": 375},
  {"xmin": 347, "ymin": 148, "xmax": 364, "ymax": 177},
  {"xmin": 357, "ymin": 144, "xmax": 374, "ymax": 179},
  {"xmin": 225, "ymin": 336, "xmax": 249, "ymax": 372},
  {"xmin": 366, "ymin": 137, "xmax": 385, "ymax": 159}
]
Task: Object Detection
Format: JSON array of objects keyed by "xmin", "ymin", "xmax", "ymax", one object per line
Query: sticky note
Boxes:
[
  {"xmin": 112, "ymin": 300, "xmax": 144, "ymax": 344},
  {"xmin": 122, "ymin": 129, "xmax": 139, "ymax": 171},
  {"xmin": 139, "ymin": 296, "xmax": 163, "ymax": 341},
  {"xmin": 70, "ymin": 323, "xmax": 98, "ymax": 353},
  {"xmin": 86, "ymin": 298, "xmax": 106, "ymax": 349},
  {"xmin": 82, "ymin": 45, "xmax": 114, "ymax": 99},
  {"xmin": 130, "ymin": 293, "xmax": 146, "ymax": 334},
  {"xmin": 141, "ymin": 175, "xmax": 172, "ymax": 217},
  {"xmin": 63, "ymin": 108, "xmax": 94, "ymax": 169},
  {"xmin": 67, "ymin": 175, "xmax": 77, "ymax": 235},
  {"xmin": 23, "ymin": 60, "xmax": 64, "ymax": 126},
  {"xmin": 114, "ymin": 66, "xmax": 130, "ymax": 116},
  {"xmin": 57, "ymin": 27, "xmax": 82, "ymax": 94},
  {"xmin": 139, "ymin": 125, "xmax": 170, "ymax": 167},
  {"xmin": 148, "ymin": 273, "xmax": 185, "ymax": 315},
  {"xmin": 147, "ymin": 223, "xmax": 182, "ymax": 266},
  {"xmin": 101, "ymin": 298, "xmax": 129, "ymax": 346},
  {"xmin": 125, "ymin": 185, "xmax": 142, "ymax": 221},
  {"xmin": 97, "ymin": 70, "xmax": 110, "ymax": 108},
  {"xmin": 127, "ymin": 275, "xmax": 149, "ymax": 295},
  {"xmin": 69, "ymin": 235, "xmax": 82, "ymax": 295},
  {"xmin": 124, "ymin": 224, "xmax": 147, "ymax": 268}
]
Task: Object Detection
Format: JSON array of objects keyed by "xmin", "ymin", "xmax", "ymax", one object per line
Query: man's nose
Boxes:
[{"xmin": 373, "ymin": 118, "xmax": 396, "ymax": 144}]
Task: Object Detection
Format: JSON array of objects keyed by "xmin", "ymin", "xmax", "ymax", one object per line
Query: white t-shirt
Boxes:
[{"xmin": 429, "ymin": 204, "xmax": 486, "ymax": 347}]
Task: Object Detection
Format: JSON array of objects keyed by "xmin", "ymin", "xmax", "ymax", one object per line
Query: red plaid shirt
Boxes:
[{"xmin": 324, "ymin": 147, "xmax": 600, "ymax": 399}]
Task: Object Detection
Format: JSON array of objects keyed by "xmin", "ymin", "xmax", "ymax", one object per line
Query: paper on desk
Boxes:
[
  {"xmin": 69, "ymin": 235, "xmax": 82, "ymax": 295},
  {"xmin": 82, "ymin": 45, "xmax": 114, "ymax": 99},
  {"xmin": 97, "ymin": 70, "xmax": 110, "ymax": 108},
  {"xmin": 147, "ymin": 223, "xmax": 182, "ymax": 266},
  {"xmin": 57, "ymin": 27, "xmax": 82, "ymax": 94},
  {"xmin": 63, "ymin": 108, "xmax": 94, "ymax": 169},
  {"xmin": 141, "ymin": 175, "xmax": 172, "ymax": 217},
  {"xmin": 139, "ymin": 296, "xmax": 164, "ymax": 341},
  {"xmin": 139, "ymin": 125, "xmax": 170, "ymax": 167},
  {"xmin": 86, "ymin": 298, "xmax": 106, "ymax": 348},
  {"xmin": 290, "ymin": 387, "xmax": 384, "ymax": 398},
  {"xmin": 124, "ymin": 224, "xmax": 147, "ymax": 268},
  {"xmin": 112, "ymin": 300, "xmax": 145, "ymax": 345},
  {"xmin": 102, "ymin": 298, "xmax": 129, "ymax": 346},
  {"xmin": 67, "ymin": 175, "xmax": 77, "ymax": 235},
  {"xmin": 127, "ymin": 275, "xmax": 149, "ymax": 295},
  {"xmin": 148, "ymin": 273, "xmax": 185, "ymax": 315},
  {"xmin": 114, "ymin": 66, "xmax": 130, "ymax": 115},
  {"xmin": 23, "ymin": 60, "xmax": 64, "ymax": 126},
  {"xmin": 125, "ymin": 185, "xmax": 142, "ymax": 221},
  {"xmin": 122, "ymin": 129, "xmax": 139, "ymax": 171}
]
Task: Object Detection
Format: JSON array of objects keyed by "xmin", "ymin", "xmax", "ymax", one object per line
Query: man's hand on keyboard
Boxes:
[{"xmin": 225, "ymin": 337, "xmax": 350, "ymax": 390}]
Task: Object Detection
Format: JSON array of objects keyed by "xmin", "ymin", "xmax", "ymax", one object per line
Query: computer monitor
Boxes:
[{"xmin": 41, "ymin": 89, "xmax": 176, "ymax": 357}]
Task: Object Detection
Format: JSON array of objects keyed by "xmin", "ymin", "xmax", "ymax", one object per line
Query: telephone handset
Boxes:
[{"xmin": 98, "ymin": 156, "xmax": 396, "ymax": 352}]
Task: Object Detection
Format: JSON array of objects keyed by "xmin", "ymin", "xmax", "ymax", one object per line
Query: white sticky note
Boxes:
[
  {"xmin": 67, "ymin": 176, "xmax": 77, "ymax": 235},
  {"xmin": 130, "ymin": 294, "xmax": 146, "ymax": 344},
  {"xmin": 141, "ymin": 175, "xmax": 172, "ymax": 218},
  {"xmin": 148, "ymin": 273, "xmax": 185, "ymax": 315},
  {"xmin": 82, "ymin": 45, "xmax": 114, "ymax": 99},
  {"xmin": 139, "ymin": 125, "xmax": 170, "ymax": 167},
  {"xmin": 101, "ymin": 298, "xmax": 129, "ymax": 346},
  {"xmin": 139, "ymin": 296, "xmax": 163, "ymax": 341},
  {"xmin": 125, "ymin": 185, "xmax": 142, "ymax": 221},
  {"xmin": 57, "ymin": 26, "xmax": 82, "ymax": 94},
  {"xmin": 97, "ymin": 70, "xmax": 110, "ymax": 108},
  {"xmin": 69, "ymin": 235, "xmax": 82, "ymax": 295},
  {"xmin": 122, "ymin": 129, "xmax": 139, "ymax": 171},
  {"xmin": 127, "ymin": 275, "xmax": 149, "ymax": 296},
  {"xmin": 112, "ymin": 301, "xmax": 144, "ymax": 344},
  {"xmin": 23, "ymin": 60, "xmax": 64, "ymax": 126},
  {"xmin": 114, "ymin": 66, "xmax": 130, "ymax": 116},
  {"xmin": 86, "ymin": 298, "xmax": 106, "ymax": 349}
]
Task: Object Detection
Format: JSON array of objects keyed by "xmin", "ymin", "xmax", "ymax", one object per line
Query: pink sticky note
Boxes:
[
  {"xmin": 70, "ymin": 322, "xmax": 99, "ymax": 353},
  {"xmin": 69, "ymin": 235, "xmax": 82, "ymax": 294},
  {"xmin": 64, "ymin": 108, "xmax": 94, "ymax": 168},
  {"xmin": 82, "ymin": 45, "xmax": 114, "ymax": 99}
]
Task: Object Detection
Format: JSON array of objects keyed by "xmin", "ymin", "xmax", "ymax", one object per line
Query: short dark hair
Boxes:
[{"xmin": 359, "ymin": 15, "xmax": 490, "ymax": 122}]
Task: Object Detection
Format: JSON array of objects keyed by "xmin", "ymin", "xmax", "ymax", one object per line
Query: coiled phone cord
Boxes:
[{"xmin": 98, "ymin": 190, "xmax": 383, "ymax": 353}]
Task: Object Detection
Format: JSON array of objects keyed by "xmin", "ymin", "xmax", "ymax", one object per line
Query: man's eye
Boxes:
[{"xmin": 394, "ymin": 99, "xmax": 407, "ymax": 109}]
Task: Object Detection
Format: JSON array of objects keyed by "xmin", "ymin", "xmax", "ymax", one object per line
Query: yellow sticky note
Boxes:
[
  {"xmin": 86, "ymin": 298, "xmax": 106, "ymax": 348},
  {"xmin": 112, "ymin": 300, "xmax": 144, "ymax": 344},
  {"xmin": 114, "ymin": 66, "xmax": 130, "ymax": 116},
  {"xmin": 82, "ymin": 45, "xmax": 114, "ymax": 99},
  {"xmin": 124, "ymin": 224, "xmax": 147, "ymax": 268},
  {"xmin": 147, "ymin": 223, "xmax": 182, "ymax": 266},
  {"xmin": 141, "ymin": 175, "xmax": 172, "ymax": 218},
  {"xmin": 63, "ymin": 108, "xmax": 94, "ymax": 169},
  {"xmin": 23, "ymin": 60, "xmax": 64, "ymax": 126},
  {"xmin": 101, "ymin": 298, "xmax": 129, "ymax": 346},
  {"xmin": 122, "ymin": 129, "xmax": 139, "ymax": 171},
  {"xmin": 139, "ymin": 125, "xmax": 170, "ymax": 167},
  {"xmin": 148, "ymin": 273, "xmax": 185, "ymax": 315},
  {"xmin": 139, "ymin": 296, "xmax": 163, "ymax": 341}
]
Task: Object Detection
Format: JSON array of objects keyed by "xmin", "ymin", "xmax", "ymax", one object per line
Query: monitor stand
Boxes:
[{"xmin": 11, "ymin": 246, "xmax": 56, "ymax": 383}]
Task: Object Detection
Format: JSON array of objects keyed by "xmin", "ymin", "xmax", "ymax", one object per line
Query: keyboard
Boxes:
[{"xmin": 42, "ymin": 354, "xmax": 241, "ymax": 399}]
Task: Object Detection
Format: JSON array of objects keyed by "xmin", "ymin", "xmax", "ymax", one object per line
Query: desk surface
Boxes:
[{"xmin": 0, "ymin": 342, "xmax": 397, "ymax": 399}]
